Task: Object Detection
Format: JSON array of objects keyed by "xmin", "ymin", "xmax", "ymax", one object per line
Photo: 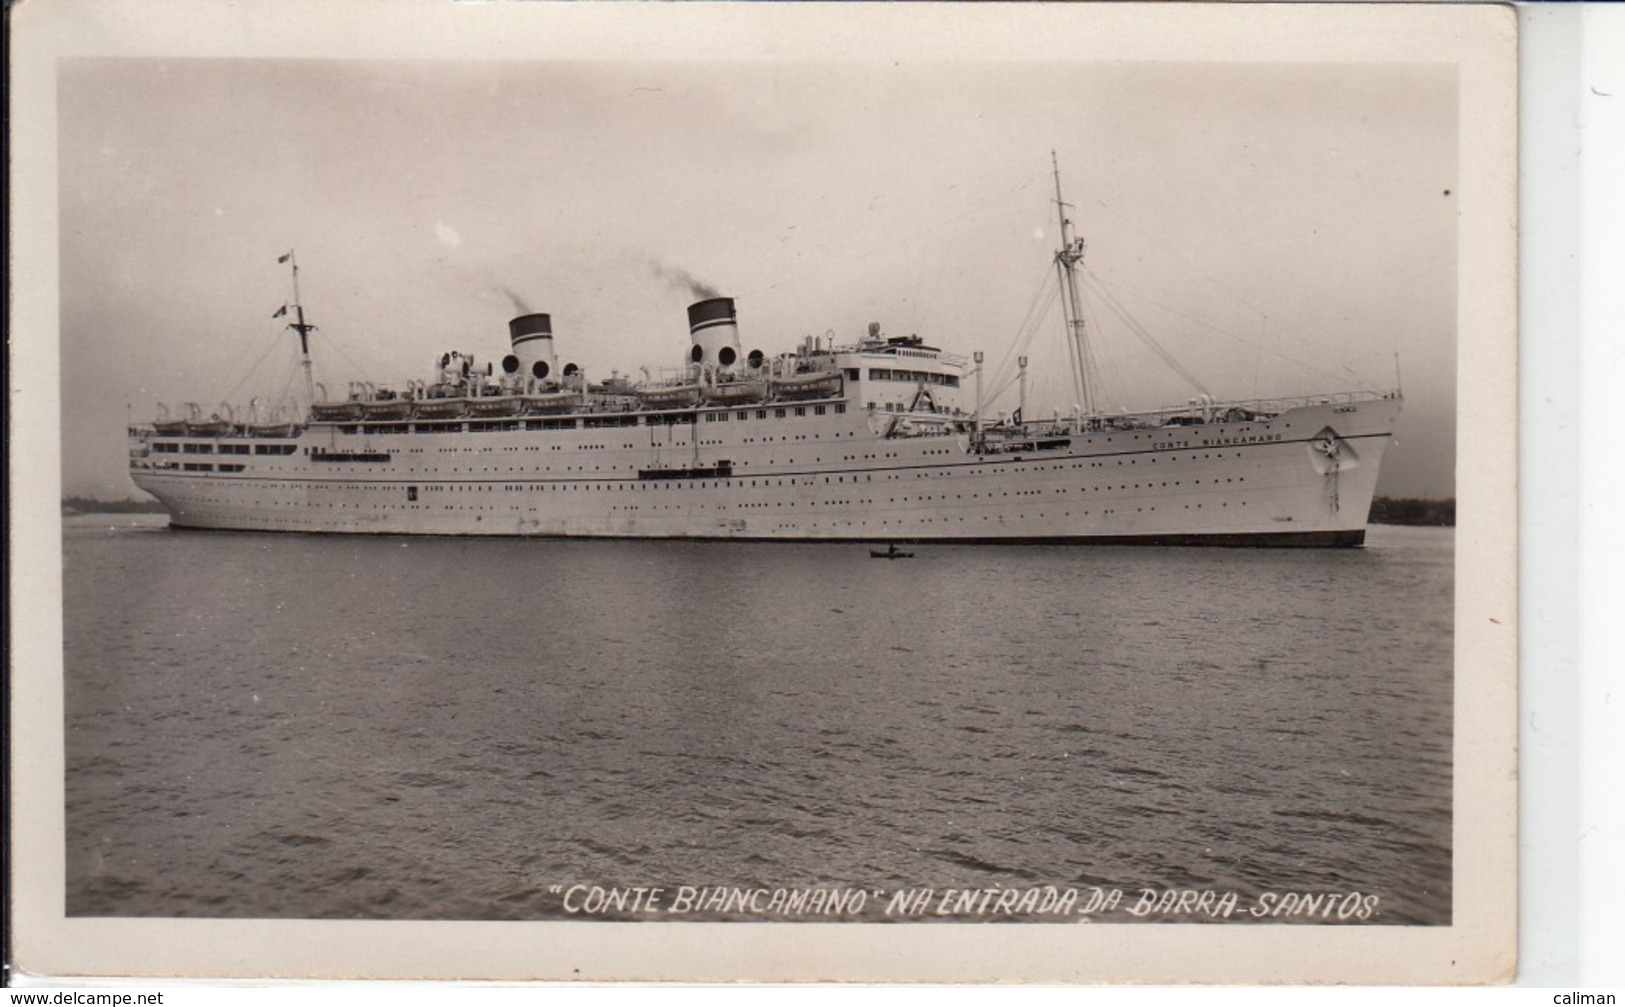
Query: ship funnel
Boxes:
[
  {"xmin": 507, "ymin": 313, "xmax": 558, "ymax": 383},
  {"xmin": 687, "ymin": 297, "xmax": 744, "ymax": 373}
]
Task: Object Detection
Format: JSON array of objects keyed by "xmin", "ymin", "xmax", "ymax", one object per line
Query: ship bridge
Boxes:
[{"xmin": 834, "ymin": 328, "xmax": 970, "ymax": 418}]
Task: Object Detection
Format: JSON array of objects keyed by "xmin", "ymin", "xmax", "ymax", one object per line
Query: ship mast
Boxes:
[
  {"xmin": 281, "ymin": 250, "xmax": 318, "ymax": 407},
  {"xmin": 1051, "ymin": 152, "xmax": 1093, "ymax": 416}
]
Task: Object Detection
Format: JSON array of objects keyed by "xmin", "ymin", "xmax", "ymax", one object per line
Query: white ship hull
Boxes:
[{"xmin": 130, "ymin": 395, "xmax": 1399, "ymax": 546}]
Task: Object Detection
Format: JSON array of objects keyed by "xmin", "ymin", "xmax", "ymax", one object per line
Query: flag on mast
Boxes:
[
  {"xmin": 272, "ymin": 305, "xmax": 288, "ymax": 318},
  {"xmin": 277, "ymin": 251, "xmax": 292, "ymax": 264}
]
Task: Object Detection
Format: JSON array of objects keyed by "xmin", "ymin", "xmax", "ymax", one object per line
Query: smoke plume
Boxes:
[
  {"xmin": 499, "ymin": 286, "xmax": 532, "ymax": 315},
  {"xmin": 649, "ymin": 260, "xmax": 720, "ymax": 300}
]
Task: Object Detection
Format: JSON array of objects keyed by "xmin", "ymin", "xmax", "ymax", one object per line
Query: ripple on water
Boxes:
[{"xmin": 63, "ymin": 524, "xmax": 1454, "ymax": 923}]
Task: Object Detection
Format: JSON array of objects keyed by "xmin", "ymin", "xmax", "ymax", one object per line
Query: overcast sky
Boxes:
[{"xmin": 56, "ymin": 53, "xmax": 1458, "ymax": 498}]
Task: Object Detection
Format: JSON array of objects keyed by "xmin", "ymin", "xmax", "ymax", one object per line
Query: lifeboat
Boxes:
[
  {"xmin": 637, "ymin": 383, "xmax": 702, "ymax": 408},
  {"xmin": 361, "ymin": 398, "xmax": 414, "ymax": 421},
  {"xmin": 151, "ymin": 403, "xmax": 188, "ymax": 435},
  {"xmin": 702, "ymin": 379, "xmax": 769, "ymax": 405},
  {"xmin": 413, "ymin": 397, "xmax": 468, "ymax": 419},
  {"xmin": 182, "ymin": 401, "xmax": 237, "ymax": 435},
  {"xmin": 770, "ymin": 371, "xmax": 843, "ymax": 400},
  {"xmin": 185, "ymin": 419, "xmax": 232, "ymax": 436},
  {"xmin": 310, "ymin": 401, "xmax": 364, "ymax": 421},
  {"xmin": 521, "ymin": 391, "xmax": 582, "ymax": 415},
  {"xmin": 467, "ymin": 396, "xmax": 523, "ymax": 417},
  {"xmin": 248, "ymin": 422, "xmax": 299, "ymax": 438}
]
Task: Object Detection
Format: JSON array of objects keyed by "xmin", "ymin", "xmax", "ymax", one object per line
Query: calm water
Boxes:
[{"xmin": 63, "ymin": 518, "xmax": 1453, "ymax": 923}]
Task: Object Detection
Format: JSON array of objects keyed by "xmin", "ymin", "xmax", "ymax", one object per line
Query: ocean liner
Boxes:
[{"xmin": 127, "ymin": 164, "xmax": 1401, "ymax": 545}]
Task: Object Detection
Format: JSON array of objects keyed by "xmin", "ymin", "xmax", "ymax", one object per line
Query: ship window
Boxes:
[
  {"xmin": 814, "ymin": 405, "xmax": 827, "ymax": 415},
  {"xmin": 774, "ymin": 409, "xmax": 786, "ymax": 419},
  {"xmin": 794, "ymin": 407, "xmax": 806, "ymax": 417},
  {"xmin": 182, "ymin": 443, "xmax": 213, "ymax": 454},
  {"xmin": 737, "ymin": 411, "xmax": 748, "ymax": 421},
  {"xmin": 835, "ymin": 404, "xmax": 847, "ymax": 414},
  {"xmin": 756, "ymin": 410, "xmax": 767, "ymax": 420}
]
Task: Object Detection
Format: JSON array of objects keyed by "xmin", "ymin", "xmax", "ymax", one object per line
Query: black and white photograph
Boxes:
[{"xmin": 10, "ymin": 0, "xmax": 1518, "ymax": 985}]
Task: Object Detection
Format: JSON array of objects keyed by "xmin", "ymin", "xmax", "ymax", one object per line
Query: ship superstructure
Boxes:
[{"xmin": 128, "ymin": 166, "xmax": 1401, "ymax": 545}]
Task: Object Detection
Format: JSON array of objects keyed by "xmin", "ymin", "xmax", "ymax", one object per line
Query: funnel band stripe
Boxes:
[{"xmin": 689, "ymin": 318, "xmax": 738, "ymax": 335}]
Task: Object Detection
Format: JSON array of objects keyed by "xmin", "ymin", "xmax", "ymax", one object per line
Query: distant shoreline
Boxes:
[
  {"xmin": 1368, "ymin": 497, "xmax": 1455, "ymax": 527},
  {"xmin": 61, "ymin": 496, "xmax": 166, "ymax": 515}
]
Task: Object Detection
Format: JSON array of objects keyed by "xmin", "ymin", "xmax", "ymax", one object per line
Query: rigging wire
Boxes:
[
  {"xmin": 1081, "ymin": 270, "xmax": 1211, "ymax": 398},
  {"xmin": 1080, "ymin": 192, "xmax": 1388, "ymax": 393},
  {"xmin": 1084, "ymin": 266, "xmax": 1379, "ymax": 393},
  {"xmin": 310, "ymin": 328, "xmax": 381, "ymax": 391},
  {"xmin": 981, "ymin": 263, "xmax": 1060, "ymax": 410},
  {"xmin": 277, "ymin": 362, "xmax": 301, "ymax": 413},
  {"xmin": 217, "ymin": 326, "xmax": 291, "ymax": 407},
  {"xmin": 1085, "ymin": 263, "xmax": 1378, "ymax": 393},
  {"xmin": 986, "ymin": 291, "xmax": 1060, "ymax": 410},
  {"xmin": 1075, "ymin": 286, "xmax": 1130, "ymax": 413}
]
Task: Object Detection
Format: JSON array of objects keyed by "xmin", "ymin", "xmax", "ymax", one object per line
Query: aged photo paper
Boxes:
[{"xmin": 9, "ymin": 0, "xmax": 1517, "ymax": 984}]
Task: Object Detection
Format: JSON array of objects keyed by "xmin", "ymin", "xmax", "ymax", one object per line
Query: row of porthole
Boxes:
[
  {"xmin": 172, "ymin": 491, "xmax": 1256, "ymax": 516},
  {"xmin": 162, "ymin": 445, "xmax": 1261, "ymax": 481},
  {"xmin": 177, "ymin": 458, "xmax": 1261, "ymax": 490},
  {"xmin": 167, "ymin": 474, "xmax": 1259, "ymax": 500},
  {"xmin": 185, "ymin": 506, "xmax": 1221, "ymax": 528}
]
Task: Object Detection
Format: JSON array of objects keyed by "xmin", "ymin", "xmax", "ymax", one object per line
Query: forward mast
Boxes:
[{"xmin": 1051, "ymin": 152, "xmax": 1094, "ymax": 417}]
